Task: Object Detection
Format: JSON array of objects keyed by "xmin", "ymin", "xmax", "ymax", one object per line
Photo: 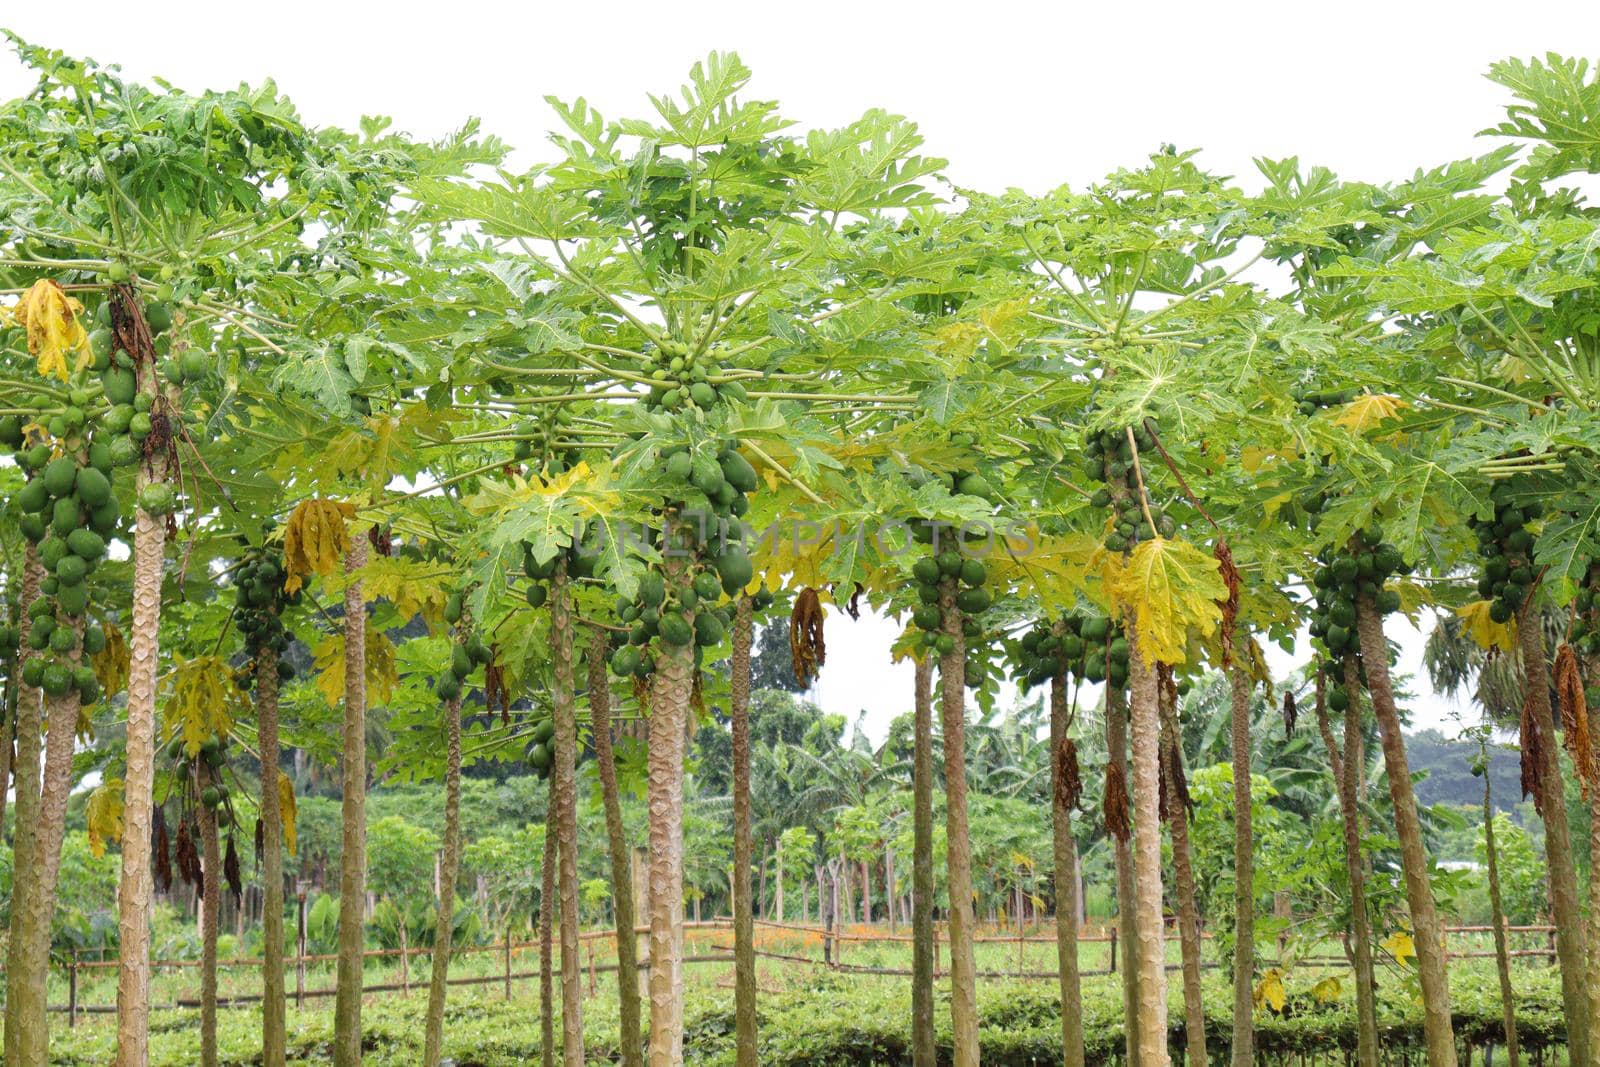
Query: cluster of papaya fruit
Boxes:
[
  {"xmin": 521, "ymin": 541, "xmax": 598, "ymax": 610},
  {"xmin": 437, "ymin": 593, "xmax": 494, "ymax": 702},
  {"xmin": 1288, "ymin": 384, "xmax": 1361, "ymax": 418},
  {"xmin": 608, "ymin": 556, "xmax": 769, "ymax": 681},
  {"xmin": 1083, "ymin": 422, "xmax": 1174, "ymax": 552},
  {"xmin": 232, "ymin": 545, "xmax": 300, "ymax": 691},
  {"xmin": 511, "ymin": 406, "xmax": 579, "ymax": 473},
  {"xmin": 1471, "ymin": 483, "xmax": 1542, "ymax": 625},
  {"xmin": 1308, "ymin": 528, "xmax": 1407, "ymax": 656},
  {"xmin": 525, "ymin": 715, "xmax": 557, "ymax": 779},
  {"xmin": 17, "ymin": 602, "xmax": 106, "ymax": 704},
  {"xmin": 1011, "ymin": 613, "xmax": 1130, "ymax": 692},
  {"xmin": 166, "ymin": 733, "xmax": 233, "ymax": 813},
  {"xmin": 641, "ymin": 339, "xmax": 749, "ymax": 413},
  {"xmin": 662, "ymin": 440, "xmax": 759, "ymax": 521},
  {"xmin": 906, "ymin": 549, "xmax": 993, "ymax": 688}
]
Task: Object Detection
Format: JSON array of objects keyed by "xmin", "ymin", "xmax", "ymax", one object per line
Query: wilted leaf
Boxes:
[
  {"xmin": 279, "ymin": 775, "xmax": 298, "ymax": 857},
  {"xmin": 1311, "ymin": 976, "xmax": 1343, "ymax": 1004},
  {"xmin": 1333, "ymin": 393, "xmax": 1408, "ymax": 433},
  {"xmin": 1456, "ymin": 600, "xmax": 1516, "ymax": 652},
  {"xmin": 86, "ymin": 778, "xmax": 125, "ymax": 858},
  {"xmin": 91, "ymin": 620, "xmax": 131, "ymax": 697},
  {"xmin": 1381, "ymin": 929, "xmax": 1417, "ymax": 966},
  {"xmin": 283, "ymin": 498, "xmax": 356, "ymax": 593},
  {"xmin": 1102, "ymin": 537, "xmax": 1227, "ymax": 666},
  {"xmin": 1253, "ymin": 967, "xmax": 1287, "ymax": 1013},
  {"xmin": 13, "ymin": 279, "xmax": 92, "ymax": 381},
  {"xmin": 312, "ymin": 620, "xmax": 397, "ymax": 707},
  {"xmin": 162, "ymin": 656, "xmax": 236, "ymax": 757}
]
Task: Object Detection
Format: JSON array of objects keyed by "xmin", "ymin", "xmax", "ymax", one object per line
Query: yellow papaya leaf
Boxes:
[
  {"xmin": 1311, "ymin": 976, "xmax": 1343, "ymax": 1004},
  {"xmin": 311, "ymin": 620, "xmax": 397, "ymax": 707},
  {"xmin": 357, "ymin": 554, "xmax": 451, "ymax": 626},
  {"xmin": 13, "ymin": 279, "xmax": 92, "ymax": 382},
  {"xmin": 91, "ymin": 620, "xmax": 131, "ymax": 698},
  {"xmin": 1457, "ymin": 600, "xmax": 1515, "ymax": 652},
  {"xmin": 1381, "ymin": 930, "xmax": 1417, "ymax": 966},
  {"xmin": 1253, "ymin": 967, "xmax": 1287, "ymax": 1013},
  {"xmin": 1333, "ymin": 393, "xmax": 1407, "ymax": 433},
  {"xmin": 278, "ymin": 775, "xmax": 298, "ymax": 857},
  {"xmin": 282, "ymin": 498, "xmax": 356, "ymax": 593},
  {"xmin": 86, "ymin": 778, "xmax": 125, "ymax": 858},
  {"xmin": 162, "ymin": 655, "xmax": 236, "ymax": 757},
  {"xmin": 1102, "ymin": 537, "xmax": 1227, "ymax": 666}
]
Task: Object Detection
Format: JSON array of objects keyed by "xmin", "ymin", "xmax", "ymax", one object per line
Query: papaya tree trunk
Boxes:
[
  {"xmin": 1126, "ymin": 642, "xmax": 1168, "ymax": 1067},
  {"xmin": 1226, "ymin": 652, "xmax": 1254, "ymax": 1067},
  {"xmin": 1589, "ymin": 684, "xmax": 1600, "ymax": 1067},
  {"xmin": 1354, "ymin": 596, "xmax": 1457, "ymax": 1067},
  {"xmin": 1159, "ymin": 682, "xmax": 1204, "ymax": 1067},
  {"xmin": 540, "ymin": 813, "xmax": 555, "ymax": 1067},
  {"xmin": 550, "ymin": 563, "xmax": 584, "ymax": 1066},
  {"xmin": 256, "ymin": 653, "xmax": 287, "ymax": 1067},
  {"xmin": 1106, "ymin": 683, "xmax": 1142, "ymax": 1067},
  {"xmin": 937, "ymin": 583, "xmax": 979, "ymax": 1067},
  {"xmin": 588, "ymin": 627, "xmax": 642, "ymax": 1067},
  {"xmin": 333, "ymin": 537, "xmax": 369, "ymax": 1067},
  {"xmin": 114, "ymin": 281, "xmax": 172, "ymax": 1067},
  {"xmin": 646, "ymin": 604, "xmax": 694, "ymax": 1067},
  {"xmin": 4, "ymin": 549, "xmax": 45, "ymax": 1066},
  {"xmin": 1513, "ymin": 606, "xmax": 1589, "ymax": 1066},
  {"xmin": 911, "ymin": 655, "xmax": 937, "ymax": 1067},
  {"xmin": 421, "ymin": 663, "xmax": 464, "ymax": 1067},
  {"xmin": 1483, "ymin": 762, "xmax": 1520, "ymax": 1067},
  {"xmin": 0, "ymin": 646, "xmax": 15, "ymax": 850},
  {"xmin": 1320, "ymin": 660, "xmax": 1377, "ymax": 1067},
  {"xmin": 1048, "ymin": 657, "xmax": 1083, "ymax": 1067},
  {"xmin": 198, "ymin": 767, "xmax": 221, "ymax": 1067},
  {"xmin": 730, "ymin": 597, "xmax": 758, "ymax": 1067}
]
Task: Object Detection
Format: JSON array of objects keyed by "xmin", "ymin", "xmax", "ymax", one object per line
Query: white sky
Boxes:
[{"xmin": 7, "ymin": 0, "xmax": 1588, "ymax": 741}]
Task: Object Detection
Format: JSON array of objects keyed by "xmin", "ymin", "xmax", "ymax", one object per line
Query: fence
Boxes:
[{"xmin": 27, "ymin": 918, "xmax": 1561, "ymax": 1027}]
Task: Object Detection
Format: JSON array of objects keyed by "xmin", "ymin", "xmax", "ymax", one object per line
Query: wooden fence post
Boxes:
[
  {"xmin": 504, "ymin": 922, "xmax": 513, "ymax": 999},
  {"xmin": 68, "ymin": 950, "xmax": 78, "ymax": 1028},
  {"xmin": 399, "ymin": 922, "xmax": 410, "ymax": 996},
  {"xmin": 296, "ymin": 884, "xmax": 308, "ymax": 1009},
  {"xmin": 1109, "ymin": 924, "xmax": 1118, "ymax": 974}
]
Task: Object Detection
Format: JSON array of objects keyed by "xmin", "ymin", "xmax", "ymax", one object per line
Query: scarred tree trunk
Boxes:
[
  {"xmin": 198, "ymin": 767, "xmax": 222, "ymax": 1067},
  {"xmin": 646, "ymin": 547, "xmax": 694, "ymax": 1067},
  {"xmin": 550, "ymin": 563, "xmax": 584, "ymax": 1066},
  {"xmin": 1159, "ymin": 683, "xmax": 1204, "ymax": 1067},
  {"xmin": 1354, "ymin": 596, "xmax": 1456, "ymax": 1067},
  {"xmin": 1126, "ymin": 643, "xmax": 1168, "ymax": 1067},
  {"xmin": 937, "ymin": 582, "xmax": 979, "ymax": 1067},
  {"xmin": 590, "ymin": 628, "xmax": 643, "ymax": 1067},
  {"xmin": 105, "ymin": 284, "xmax": 172, "ymax": 1067},
  {"xmin": 911, "ymin": 656, "xmax": 937, "ymax": 1067},
  {"xmin": 1048, "ymin": 656, "xmax": 1083, "ymax": 1067},
  {"xmin": 1226, "ymin": 653, "xmax": 1255, "ymax": 1067},
  {"xmin": 333, "ymin": 538, "xmax": 369, "ymax": 1067},
  {"xmin": 1483, "ymin": 763, "xmax": 1520, "ymax": 1067},
  {"xmin": 1513, "ymin": 607, "xmax": 1589, "ymax": 1066},
  {"xmin": 730, "ymin": 597, "xmax": 758, "ymax": 1067},
  {"xmin": 4, "ymin": 550, "xmax": 45, "ymax": 1066},
  {"xmin": 540, "ymin": 817, "xmax": 555, "ymax": 1067},
  {"xmin": 1319, "ymin": 660, "xmax": 1377, "ymax": 1067},
  {"xmin": 422, "ymin": 650, "xmax": 464, "ymax": 1067},
  {"xmin": 256, "ymin": 654, "xmax": 287, "ymax": 1067},
  {"xmin": 9, "ymin": 611, "xmax": 84, "ymax": 1067},
  {"xmin": 1106, "ymin": 684, "xmax": 1142, "ymax": 1067}
]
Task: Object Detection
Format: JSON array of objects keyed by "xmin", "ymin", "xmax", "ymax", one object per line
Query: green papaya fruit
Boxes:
[
  {"xmin": 694, "ymin": 613, "xmax": 725, "ymax": 646},
  {"xmin": 138, "ymin": 483, "xmax": 175, "ymax": 516},
  {"xmin": 639, "ymin": 573, "xmax": 666, "ymax": 609},
  {"xmin": 18, "ymin": 479, "xmax": 48, "ymax": 515},
  {"xmin": 534, "ymin": 718, "xmax": 556, "ymax": 744},
  {"xmin": 43, "ymin": 457, "xmax": 77, "ymax": 498},
  {"xmin": 75, "ymin": 467, "xmax": 111, "ymax": 508},
  {"xmin": 451, "ymin": 645, "xmax": 474, "ymax": 680},
  {"xmin": 912, "ymin": 605, "xmax": 942, "ymax": 631},
  {"xmin": 715, "ymin": 549, "xmax": 753, "ymax": 596},
  {"xmin": 443, "ymin": 592, "xmax": 463, "ymax": 624},
  {"xmin": 102, "ymin": 368, "xmax": 136, "ymax": 406},
  {"xmin": 691, "ymin": 455, "xmax": 725, "ymax": 497},
  {"xmin": 659, "ymin": 612, "xmax": 693, "ymax": 647},
  {"xmin": 959, "ymin": 558, "xmax": 987, "ymax": 587},
  {"xmin": 52, "ymin": 497, "xmax": 82, "ymax": 538},
  {"xmin": 955, "ymin": 587, "xmax": 990, "ymax": 614}
]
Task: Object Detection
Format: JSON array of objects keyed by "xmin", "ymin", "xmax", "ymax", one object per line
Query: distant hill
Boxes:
[{"xmin": 1406, "ymin": 728, "xmax": 1523, "ymax": 813}]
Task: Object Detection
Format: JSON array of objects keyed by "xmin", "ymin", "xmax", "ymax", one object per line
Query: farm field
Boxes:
[{"xmin": 5, "ymin": 11, "xmax": 1600, "ymax": 1067}]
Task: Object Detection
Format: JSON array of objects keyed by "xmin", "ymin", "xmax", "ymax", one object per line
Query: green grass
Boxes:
[{"xmin": 42, "ymin": 936, "xmax": 1568, "ymax": 1066}]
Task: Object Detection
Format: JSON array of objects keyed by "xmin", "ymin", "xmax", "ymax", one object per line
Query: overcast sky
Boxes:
[{"xmin": 7, "ymin": 0, "xmax": 1593, "ymax": 741}]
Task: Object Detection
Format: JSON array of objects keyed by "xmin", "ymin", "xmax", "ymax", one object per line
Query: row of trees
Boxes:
[{"xmin": 5, "ymin": 36, "xmax": 1600, "ymax": 1067}]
